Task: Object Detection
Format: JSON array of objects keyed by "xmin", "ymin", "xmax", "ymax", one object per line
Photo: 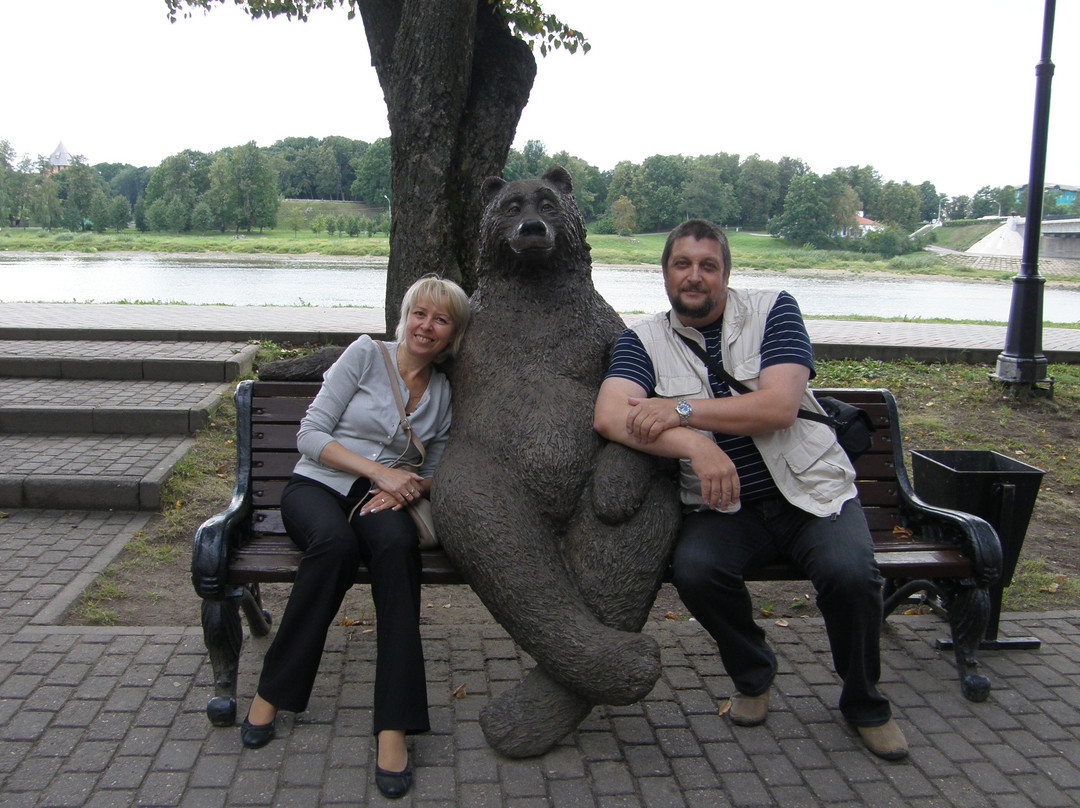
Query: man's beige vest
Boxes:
[{"xmin": 631, "ymin": 287, "xmax": 856, "ymax": 517}]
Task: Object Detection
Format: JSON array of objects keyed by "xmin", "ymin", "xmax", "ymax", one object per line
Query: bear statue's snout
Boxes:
[
  {"xmin": 517, "ymin": 219, "xmax": 548, "ymax": 238},
  {"xmin": 509, "ymin": 217, "xmax": 555, "ymax": 256}
]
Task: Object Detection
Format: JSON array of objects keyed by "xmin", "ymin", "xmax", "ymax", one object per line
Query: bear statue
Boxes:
[{"xmin": 431, "ymin": 166, "xmax": 680, "ymax": 758}]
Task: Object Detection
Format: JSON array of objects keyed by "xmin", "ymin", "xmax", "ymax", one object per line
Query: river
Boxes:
[{"xmin": 1, "ymin": 252, "xmax": 1077, "ymax": 323}]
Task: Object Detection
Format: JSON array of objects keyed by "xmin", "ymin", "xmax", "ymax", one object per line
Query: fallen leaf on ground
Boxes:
[
  {"xmin": 664, "ymin": 612, "xmax": 678, "ymax": 620},
  {"xmin": 892, "ymin": 526, "xmax": 914, "ymax": 538},
  {"xmin": 775, "ymin": 619, "xmax": 790, "ymax": 627},
  {"xmin": 452, "ymin": 684, "xmax": 467, "ymax": 699},
  {"xmin": 717, "ymin": 700, "xmax": 732, "ymax": 716}
]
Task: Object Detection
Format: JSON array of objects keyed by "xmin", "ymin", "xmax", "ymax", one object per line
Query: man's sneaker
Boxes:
[
  {"xmin": 857, "ymin": 718, "xmax": 909, "ymax": 760},
  {"xmin": 728, "ymin": 690, "xmax": 770, "ymax": 727}
]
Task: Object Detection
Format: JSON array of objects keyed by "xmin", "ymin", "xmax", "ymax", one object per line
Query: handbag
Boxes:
[
  {"xmin": 347, "ymin": 341, "xmax": 439, "ymax": 549},
  {"xmin": 675, "ymin": 335, "xmax": 875, "ymax": 462}
]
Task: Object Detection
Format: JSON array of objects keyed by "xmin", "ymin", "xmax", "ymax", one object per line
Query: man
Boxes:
[{"xmin": 593, "ymin": 219, "xmax": 908, "ymax": 761}]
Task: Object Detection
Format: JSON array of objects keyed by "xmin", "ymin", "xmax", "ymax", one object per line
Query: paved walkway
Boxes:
[
  {"xmin": 2, "ymin": 302, "xmax": 1078, "ymax": 364},
  {"xmin": 2, "ymin": 303, "xmax": 1080, "ymax": 806}
]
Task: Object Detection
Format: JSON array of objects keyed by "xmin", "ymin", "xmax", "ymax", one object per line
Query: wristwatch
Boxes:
[{"xmin": 675, "ymin": 398, "xmax": 692, "ymax": 426}]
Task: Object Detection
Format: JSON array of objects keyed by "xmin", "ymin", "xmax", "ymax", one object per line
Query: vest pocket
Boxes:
[{"xmin": 654, "ymin": 373, "xmax": 705, "ymax": 399}]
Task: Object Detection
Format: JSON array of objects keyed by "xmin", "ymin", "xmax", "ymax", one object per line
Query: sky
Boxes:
[{"xmin": 2, "ymin": 0, "xmax": 1077, "ymax": 199}]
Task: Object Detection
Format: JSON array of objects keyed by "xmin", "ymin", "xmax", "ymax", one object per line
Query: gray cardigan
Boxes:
[{"xmin": 293, "ymin": 336, "xmax": 453, "ymax": 495}]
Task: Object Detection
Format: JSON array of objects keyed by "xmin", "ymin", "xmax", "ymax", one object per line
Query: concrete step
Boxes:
[
  {"xmin": 0, "ymin": 433, "xmax": 194, "ymax": 510},
  {"xmin": 0, "ymin": 340, "xmax": 257, "ymax": 381},
  {"xmin": 0, "ymin": 378, "xmax": 231, "ymax": 434}
]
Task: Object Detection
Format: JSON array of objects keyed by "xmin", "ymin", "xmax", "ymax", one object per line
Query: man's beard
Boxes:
[{"xmin": 672, "ymin": 289, "xmax": 717, "ymax": 320}]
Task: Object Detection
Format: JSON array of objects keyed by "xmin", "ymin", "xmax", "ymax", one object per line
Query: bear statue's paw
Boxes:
[
  {"xmin": 480, "ymin": 668, "xmax": 593, "ymax": 759},
  {"xmin": 553, "ymin": 631, "xmax": 661, "ymax": 705}
]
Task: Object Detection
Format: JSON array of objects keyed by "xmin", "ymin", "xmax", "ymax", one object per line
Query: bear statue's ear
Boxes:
[
  {"xmin": 542, "ymin": 165, "xmax": 573, "ymax": 195},
  {"xmin": 481, "ymin": 176, "xmax": 507, "ymax": 206}
]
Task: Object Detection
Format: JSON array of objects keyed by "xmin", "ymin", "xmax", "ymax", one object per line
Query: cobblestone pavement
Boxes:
[{"xmin": 1, "ymin": 508, "xmax": 1079, "ymax": 807}]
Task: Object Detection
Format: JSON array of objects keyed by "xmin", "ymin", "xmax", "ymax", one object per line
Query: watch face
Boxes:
[{"xmin": 676, "ymin": 401, "xmax": 691, "ymax": 417}]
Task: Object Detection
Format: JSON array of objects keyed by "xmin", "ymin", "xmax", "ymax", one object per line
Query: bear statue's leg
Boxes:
[
  {"xmin": 435, "ymin": 463, "xmax": 660, "ymax": 705},
  {"xmin": 481, "ymin": 666, "xmax": 593, "ymax": 759},
  {"xmin": 566, "ymin": 477, "xmax": 680, "ymax": 634}
]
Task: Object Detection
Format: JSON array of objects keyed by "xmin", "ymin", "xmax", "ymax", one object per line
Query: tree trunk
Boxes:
[{"xmin": 359, "ymin": 0, "xmax": 536, "ymax": 334}]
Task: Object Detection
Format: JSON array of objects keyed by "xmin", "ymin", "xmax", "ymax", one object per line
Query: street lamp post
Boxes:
[{"xmin": 992, "ymin": 0, "xmax": 1056, "ymax": 392}]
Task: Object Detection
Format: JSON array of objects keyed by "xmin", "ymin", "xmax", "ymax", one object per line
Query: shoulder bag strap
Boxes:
[
  {"xmin": 675, "ymin": 333, "xmax": 834, "ymax": 427},
  {"xmin": 375, "ymin": 341, "xmax": 428, "ymax": 466}
]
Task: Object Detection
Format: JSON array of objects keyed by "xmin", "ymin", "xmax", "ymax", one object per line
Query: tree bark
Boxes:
[{"xmin": 359, "ymin": 0, "xmax": 536, "ymax": 334}]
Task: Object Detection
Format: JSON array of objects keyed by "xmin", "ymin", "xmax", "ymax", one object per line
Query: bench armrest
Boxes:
[
  {"xmin": 192, "ymin": 493, "xmax": 253, "ymax": 599},
  {"xmin": 899, "ymin": 492, "xmax": 1002, "ymax": 587},
  {"xmin": 874, "ymin": 389, "xmax": 1002, "ymax": 588}
]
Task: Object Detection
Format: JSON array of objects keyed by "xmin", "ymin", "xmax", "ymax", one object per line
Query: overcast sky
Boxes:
[{"xmin": 3, "ymin": 0, "xmax": 1077, "ymax": 198}]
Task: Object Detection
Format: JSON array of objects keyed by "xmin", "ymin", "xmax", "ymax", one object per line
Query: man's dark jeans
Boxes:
[{"xmin": 672, "ymin": 496, "xmax": 892, "ymax": 727}]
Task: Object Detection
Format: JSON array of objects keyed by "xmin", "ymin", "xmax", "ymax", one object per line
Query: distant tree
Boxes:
[
  {"xmin": 30, "ymin": 171, "xmax": 62, "ymax": 228},
  {"xmin": 108, "ymin": 165, "xmax": 150, "ymax": 207},
  {"xmin": 502, "ymin": 147, "xmax": 527, "ymax": 181},
  {"xmin": 971, "ymin": 186, "xmax": 999, "ymax": 218},
  {"xmin": 311, "ymin": 215, "xmax": 325, "ymax": 235},
  {"xmin": 133, "ymin": 198, "xmax": 148, "ymax": 232},
  {"xmin": 314, "ymin": 144, "xmax": 344, "ymax": 200},
  {"xmin": 773, "ymin": 156, "xmax": 809, "ymax": 219},
  {"xmin": 917, "ymin": 181, "xmax": 939, "ymax": 222},
  {"xmin": 876, "ymin": 181, "xmax": 920, "ymax": 231},
  {"xmin": 681, "ymin": 162, "xmax": 739, "ymax": 225},
  {"xmin": 346, "ymin": 215, "xmax": 362, "ymax": 237},
  {"xmin": 611, "ymin": 195, "xmax": 636, "ymax": 236},
  {"xmin": 283, "ymin": 206, "xmax": 304, "ymax": 236},
  {"xmin": 521, "ymin": 139, "xmax": 547, "ymax": 177},
  {"xmin": 166, "ymin": 196, "xmax": 189, "ymax": 232},
  {"xmin": 995, "ymin": 185, "xmax": 1019, "ymax": 216},
  {"xmin": 735, "ymin": 155, "xmax": 779, "ymax": 229},
  {"xmin": 820, "ymin": 174, "xmax": 859, "ymax": 236},
  {"xmin": 326, "ymin": 215, "xmax": 337, "ymax": 236},
  {"xmin": 833, "ymin": 165, "xmax": 882, "ymax": 219},
  {"xmin": 90, "ymin": 193, "xmax": 110, "ymax": 233},
  {"xmin": 208, "ymin": 142, "xmax": 278, "ymax": 232},
  {"xmin": 946, "ymin": 195, "xmax": 972, "ymax": 220},
  {"xmin": 606, "ymin": 161, "xmax": 640, "ymax": 211},
  {"xmin": 191, "ymin": 200, "xmax": 213, "ymax": 232},
  {"xmin": 349, "ymin": 137, "xmax": 391, "ymax": 204},
  {"xmin": 108, "ymin": 195, "xmax": 132, "ymax": 231},
  {"xmin": 61, "ymin": 159, "xmax": 104, "ymax": 230},
  {"xmin": 147, "ymin": 198, "xmax": 168, "ymax": 231},
  {"xmin": 769, "ymin": 172, "xmax": 831, "ymax": 246}
]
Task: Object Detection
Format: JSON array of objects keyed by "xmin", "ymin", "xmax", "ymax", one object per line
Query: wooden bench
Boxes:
[{"xmin": 192, "ymin": 380, "xmax": 1002, "ymax": 727}]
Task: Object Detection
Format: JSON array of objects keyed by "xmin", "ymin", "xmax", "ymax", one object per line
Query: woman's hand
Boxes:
[{"xmin": 358, "ymin": 466, "xmax": 426, "ymax": 515}]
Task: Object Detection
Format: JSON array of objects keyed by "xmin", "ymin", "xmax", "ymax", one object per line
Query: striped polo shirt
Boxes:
[{"xmin": 606, "ymin": 291, "xmax": 814, "ymax": 503}]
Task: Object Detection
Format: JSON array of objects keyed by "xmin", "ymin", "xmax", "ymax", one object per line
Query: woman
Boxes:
[{"xmin": 241, "ymin": 275, "xmax": 470, "ymax": 799}]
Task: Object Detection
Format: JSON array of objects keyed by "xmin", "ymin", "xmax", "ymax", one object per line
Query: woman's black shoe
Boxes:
[
  {"xmin": 374, "ymin": 763, "xmax": 413, "ymax": 799},
  {"xmin": 240, "ymin": 717, "xmax": 276, "ymax": 749}
]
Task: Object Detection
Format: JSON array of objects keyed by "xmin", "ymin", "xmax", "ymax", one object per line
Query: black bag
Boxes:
[
  {"xmin": 676, "ymin": 334, "xmax": 876, "ymax": 461},
  {"xmin": 802, "ymin": 396, "xmax": 876, "ymax": 461}
]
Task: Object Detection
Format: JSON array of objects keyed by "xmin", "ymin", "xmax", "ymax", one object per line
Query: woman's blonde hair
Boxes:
[{"xmin": 395, "ymin": 274, "xmax": 471, "ymax": 361}]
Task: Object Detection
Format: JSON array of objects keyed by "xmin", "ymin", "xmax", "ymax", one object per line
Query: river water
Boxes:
[{"xmin": 2, "ymin": 252, "xmax": 1078, "ymax": 323}]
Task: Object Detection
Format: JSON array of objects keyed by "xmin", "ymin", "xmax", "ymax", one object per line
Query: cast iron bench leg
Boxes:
[
  {"xmin": 201, "ymin": 591, "xmax": 244, "ymax": 727},
  {"xmin": 945, "ymin": 583, "xmax": 992, "ymax": 702}
]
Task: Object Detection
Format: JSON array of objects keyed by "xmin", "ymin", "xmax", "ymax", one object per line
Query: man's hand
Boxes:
[
  {"xmin": 625, "ymin": 396, "xmax": 681, "ymax": 443},
  {"xmin": 690, "ymin": 442, "xmax": 740, "ymax": 512}
]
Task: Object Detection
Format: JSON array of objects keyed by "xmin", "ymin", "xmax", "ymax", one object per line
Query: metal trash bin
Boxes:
[{"xmin": 911, "ymin": 450, "xmax": 1045, "ymax": 648}]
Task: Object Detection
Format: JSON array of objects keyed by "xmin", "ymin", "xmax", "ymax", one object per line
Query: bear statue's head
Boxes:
[{"xmin": 478, "ymin": 166, "xmax": 590, "ymax": 275}]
